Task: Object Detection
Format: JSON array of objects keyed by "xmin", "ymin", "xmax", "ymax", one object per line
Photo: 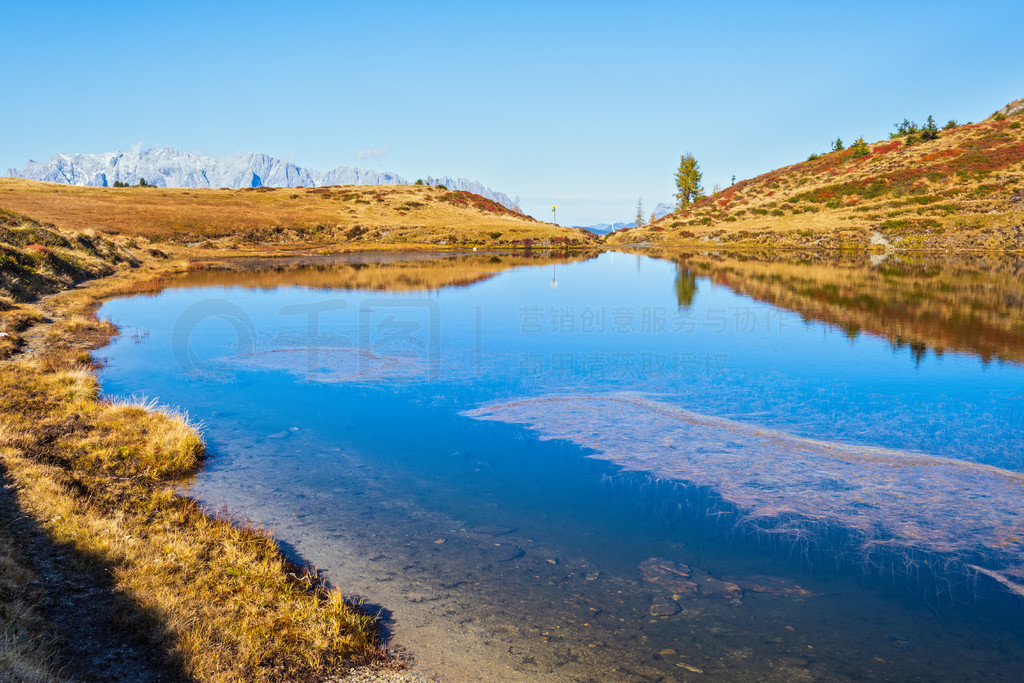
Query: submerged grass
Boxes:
[
  {"xmin": 0, "ymin": 213, "xmax": 385, "ymax": 680},
  {"xmin": 467, "ymin": 393, "xmax": 1024, "ymax": 600}
]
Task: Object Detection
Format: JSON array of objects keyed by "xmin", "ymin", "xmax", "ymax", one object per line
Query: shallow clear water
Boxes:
[{"xmin": 97, "ymin": 251, "xmax": 1024, "ymax": 681}]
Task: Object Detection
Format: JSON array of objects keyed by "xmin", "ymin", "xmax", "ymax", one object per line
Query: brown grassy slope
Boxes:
[
  {"xmin": 0, "ymin": 179, "xmax": 597, "ymax": 248},
  {"xmin": 1, "ymin": 211, "xmax": 140, "ymax": 358},
  {"xmin": 645, "ymin": 249, "xmax": 1024, "ymax": 365},
  {"xmin": 608, "ymin": 105, "xmax": 1024, "ymax": 250}
]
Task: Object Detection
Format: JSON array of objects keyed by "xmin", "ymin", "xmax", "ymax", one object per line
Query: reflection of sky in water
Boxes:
[
  {"xmin": 99, "ymin": 252, "xmax": 1024, "ymax": 470},
  {"xmin": 95, "ymin": 252, "xmax": 1024, "ymax": 680}
]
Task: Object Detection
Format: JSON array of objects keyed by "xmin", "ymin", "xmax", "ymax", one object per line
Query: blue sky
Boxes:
[{"xmin": 3, "ymin": 1, "xmax": 1022, "ymax": 225}]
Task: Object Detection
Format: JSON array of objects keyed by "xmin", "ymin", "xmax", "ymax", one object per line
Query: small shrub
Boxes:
[
  {"xmin": 851, "ymin": 137, "xmax": 871, "ymax": 158},
  {"xmin": 24, "ymin": 244, "xmax": 52, "ymax": 257},
  {"xmin": 879, "ymin": 219, "xmax": 912, "ymax": 232}
]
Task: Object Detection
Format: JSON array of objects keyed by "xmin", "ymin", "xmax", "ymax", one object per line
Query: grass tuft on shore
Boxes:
[{"xmin": 0, "ymin": 216, "xmax": 386, "ymax": 680}]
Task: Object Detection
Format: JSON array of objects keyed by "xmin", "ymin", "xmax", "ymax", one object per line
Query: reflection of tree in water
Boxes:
[
  {"xmin": 675, "ymin": 267, "xmax": 697, "ymax": 308},
  {"xmin": 654, "ymin": 251, "xmax": 1024, "ymax": 367}
]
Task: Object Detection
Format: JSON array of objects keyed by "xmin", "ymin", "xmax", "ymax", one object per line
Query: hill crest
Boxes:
[{"xmin": 608, "ymin": 99, "xmax": 1024, "ymax": 251}]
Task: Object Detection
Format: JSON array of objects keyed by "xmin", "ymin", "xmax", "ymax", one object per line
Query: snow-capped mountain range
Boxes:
[
  {"xmin": 7, "ymin": 148, "xmax": 517, "ymax": 210},
  {"xmin": 582, "ymin": 202, "xmax": 674, "ymax": 234}
]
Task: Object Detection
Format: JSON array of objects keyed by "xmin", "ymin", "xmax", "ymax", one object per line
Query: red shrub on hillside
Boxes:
[
  {"xmin": 25, "ymin": 244, "xmax": 52, "ymax": 256},
  {"xmin": 872, "ymin": 140, "xmax": 902, "ymax": 155}
]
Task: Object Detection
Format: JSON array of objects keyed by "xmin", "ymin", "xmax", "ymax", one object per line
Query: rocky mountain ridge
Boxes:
[{"xmin": 8, "ymin": 148, "xmax": 517, "ymax": 210}]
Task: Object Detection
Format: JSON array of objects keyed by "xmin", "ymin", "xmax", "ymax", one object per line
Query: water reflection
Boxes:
[
  {"xmin": 170, "ymin": 250, "xmax": 600, "ymax": 293},
  {"xmin": 674, "ymin": 267, "xmax": 698, "ymax": 308},
  {"xmin": 656, "ymin": 250, "xmax": 1024, "ymax": 366},
  {"xmin": 95, "ymin": 249, "xmax": 1024, "ymax": 681}
]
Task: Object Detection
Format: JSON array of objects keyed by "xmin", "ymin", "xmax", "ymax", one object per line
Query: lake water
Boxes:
[{"xmin": 97, "ymin": 250, "xmax": 1024, "ymax": 681}]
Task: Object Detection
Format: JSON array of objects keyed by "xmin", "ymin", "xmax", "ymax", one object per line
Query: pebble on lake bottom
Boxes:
[{"xmin": 649, "ymin": 596, "xmax": 682, "ymax": 616}]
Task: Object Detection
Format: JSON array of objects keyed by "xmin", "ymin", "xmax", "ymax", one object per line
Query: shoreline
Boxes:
[
  {"xmin": 1, "ymin": 242, "xmax": 422, "ymax": 681},
  {"xmin": 4, "ymin": 220, "xmax": 1024, "ymax": 680},
  {"xmin": 3, "ymin": 238, "xmax": 602, "ymax": 681}
]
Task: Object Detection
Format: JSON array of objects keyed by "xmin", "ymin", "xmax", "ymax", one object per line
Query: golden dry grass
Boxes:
[
  {"xmin": 0, "ymin": 179, "xmax": 597, "ymax": 249},
  {"xmin": 0, "ymin": 213, "xmax": 390, "ymax": 680},
  {"xmin": 0, "ymin": 319, "xmax": 382, "ymax": 681},
  {"xmin": 608, "ymin": 108, "xmax": 1024, "ymax": 251},
  {"xmin": 0, "ymin": 457, "xmax": 66, "ymax": 683}
]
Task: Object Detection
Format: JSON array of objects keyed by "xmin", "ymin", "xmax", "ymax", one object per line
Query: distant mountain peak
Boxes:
[
  {"xmin": 7, "ymin": 148, "xmax": 516, "ymax": 209},
  {"xmin": 581, "ymin": 202, "xmax": 674, "ymax": 234}
]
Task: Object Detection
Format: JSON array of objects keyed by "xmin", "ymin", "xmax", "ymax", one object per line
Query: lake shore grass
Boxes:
[
  {"xmin": 1, "ymin": 256, "xmax": 393, "ymax": 680},
  {"xmin": 0, "ymin": 213, "xmax": 442, "ymax": 680}
]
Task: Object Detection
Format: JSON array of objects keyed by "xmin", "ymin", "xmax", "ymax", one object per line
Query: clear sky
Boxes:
[{"xmin": 3, "ymin": 1, "xmax": 1022, "ymax": 226}]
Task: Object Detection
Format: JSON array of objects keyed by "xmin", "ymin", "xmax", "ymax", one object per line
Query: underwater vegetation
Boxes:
[{"xmin": 467, "ymin": 393, "xmax": 1024, "ymax": 602}]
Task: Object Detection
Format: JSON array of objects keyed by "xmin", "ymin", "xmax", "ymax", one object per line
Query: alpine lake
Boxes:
[{"xmin": 96, "ymin": 249, "xmax": 1024, "ymax": 682}]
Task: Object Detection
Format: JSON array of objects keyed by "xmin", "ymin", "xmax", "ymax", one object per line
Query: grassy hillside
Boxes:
[
  {"xmin": 0, "ymin": 178, "xmax": 597, "ymax": 249},
  {"xmin": 608, "ymin": 100, "xmax": 1024, "ymax": 251}
]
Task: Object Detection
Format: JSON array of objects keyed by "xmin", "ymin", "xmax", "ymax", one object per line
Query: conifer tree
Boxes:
[
  {"xmin": 921, "ymin": 115, "xmax": 940, "ymax": 141},
  {"xmin": 851, "ymin": 137, "xmax": 870, "ymax": 157},
  {"xmin": 674, "ymin": 153, "xmax": 703, "ymax": 210}
]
